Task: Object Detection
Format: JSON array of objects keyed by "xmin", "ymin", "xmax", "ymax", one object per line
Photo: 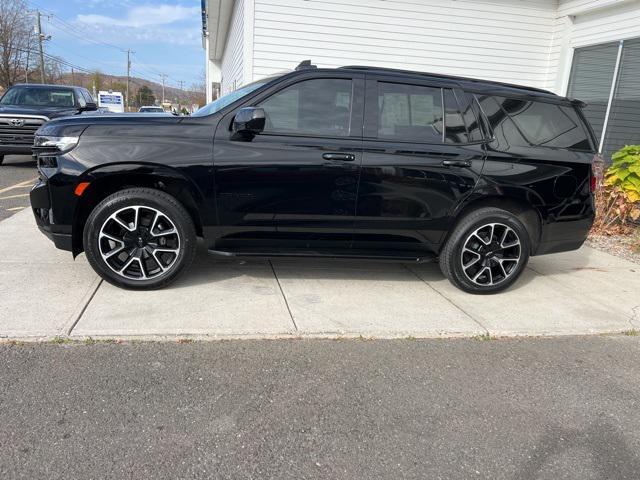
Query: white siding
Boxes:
[
  {"xmin": 566, "ymin": 1, "xmax": 640, "ymax": 48},
  {"xmin": 220, "ymin": 0, "xmax": 245, "ymax": 95},
  {"xmin": 251, "ymin": 0, "xmax": 557, "ymax": 89},
  {"xmin": 546, "ymin": 0, "xmax": 640, "ymax": 94}
]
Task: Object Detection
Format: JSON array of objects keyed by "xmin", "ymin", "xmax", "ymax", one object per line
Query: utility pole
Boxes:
[
  {"xmin": 25, "ymin": 30, "xmax": 31, "ymax": 83},
  {"xmin": 71, "ymin": 68, "xmax": 75, "ymax": 85},
  {"xmin": 126, "ymin": 49, "xmax": 133, "ymax": 111},
  {"xmin": 159, "ymin": 73, "xmax": 167, "ymax": 104},
  {"xmin": 36, "ymin": 10, "xmax": 46, "ymax": 83}
]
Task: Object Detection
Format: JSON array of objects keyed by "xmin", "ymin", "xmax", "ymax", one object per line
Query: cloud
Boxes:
[{"xmin": 77, "ymin": 4, "xmax": 199, "ymax": 27}]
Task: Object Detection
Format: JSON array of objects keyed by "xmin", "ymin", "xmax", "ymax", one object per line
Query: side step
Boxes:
[{"xmin": 207, "ymin": 248, "xmax": 436, "ymax": 263}]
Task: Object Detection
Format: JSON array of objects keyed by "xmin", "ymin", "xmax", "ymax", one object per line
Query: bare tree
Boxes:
[{"xmin": 0, "ymin": 0, "xmax": 34, "ymax": 88}]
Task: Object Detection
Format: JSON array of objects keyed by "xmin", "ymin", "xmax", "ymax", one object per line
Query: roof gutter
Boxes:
[{"xmin": 202, "ymin": 0, "xmax": 234, "ymax": 61}]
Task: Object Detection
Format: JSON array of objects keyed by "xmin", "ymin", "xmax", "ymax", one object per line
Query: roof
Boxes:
[{"xmin": 336, "ymin": 65, "xmax": 569, "ymax": 103}]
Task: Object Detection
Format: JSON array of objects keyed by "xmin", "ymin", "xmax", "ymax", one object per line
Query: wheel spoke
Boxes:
[
  {"xmin": 462, "ymin": 248, "xmax": 481, "ymax": 268},
  {"xmin": 113, "ymin": 216, "xmax": 135, "ymax": 232},
  {"xmin": 152, "ymin": 228, "xmax": 177, "ymax": 237}
]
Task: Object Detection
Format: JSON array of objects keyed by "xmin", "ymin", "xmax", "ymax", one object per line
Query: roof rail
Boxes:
[
  {"xmin": 339, "ymin": 65, "xmax": 554, "ymax": 95},
  {"xmin": 295, "ymin": 60, "xmax": 317, "ymax": 71}
]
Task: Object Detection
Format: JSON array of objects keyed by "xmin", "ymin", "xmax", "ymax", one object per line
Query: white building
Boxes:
[{"xmin": 202, "ymin": 0, "xmax": 640, "ymax": 158}]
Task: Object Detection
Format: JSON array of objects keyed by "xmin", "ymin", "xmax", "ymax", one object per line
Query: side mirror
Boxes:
[
  {"xmin": 232, "ymin": 107, "xmax": 265, "ymax": 139},
  {"xmin": 81, "ymin": 102, "xmax": 98, "ymax": 112}
]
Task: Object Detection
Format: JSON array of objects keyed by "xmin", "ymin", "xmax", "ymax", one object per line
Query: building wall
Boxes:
[
  {"xmin": 220, "ymin": 0, "xmax": 246, "ymax": 95},
  {"xmin": 547, "ymin": 0, "xmax": 640, "ymax": 94},
  {"xmin": 250, "ymin": 0, "xmax": 558, "ymax": 89},
  {"xmin": 213, "ymin": 0, "xmax": 640, "ymax": 97}
]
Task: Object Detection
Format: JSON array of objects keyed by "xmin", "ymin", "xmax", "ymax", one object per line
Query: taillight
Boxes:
[{"xmin": 591, "ymin": 154, "xmax": 604, "ymax": 193}]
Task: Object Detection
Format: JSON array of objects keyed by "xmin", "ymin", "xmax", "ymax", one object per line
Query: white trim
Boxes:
[{"xmin": 598, "ymin": 39, "xmax": 624, "ymax": 154}]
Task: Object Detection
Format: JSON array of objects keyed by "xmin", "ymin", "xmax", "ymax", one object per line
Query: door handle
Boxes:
[
  {"xmin": 322, "ymin": 153, "xmax": 355, "ymax": 162},
  {"xmin": 442, "ymin": 160, "xmax": 472, "ymax": 168}
]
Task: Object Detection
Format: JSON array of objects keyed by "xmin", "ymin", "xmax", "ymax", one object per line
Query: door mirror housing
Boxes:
[
  {"xmin": 80, "ymin": 102, "xmax": 98, "ymax": 112},
  {"xmin": 232, "ymin": 107, "xmax": 265, "ymax": 138}
]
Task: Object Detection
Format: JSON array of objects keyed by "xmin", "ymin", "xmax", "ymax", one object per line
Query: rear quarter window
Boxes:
[{"xmin": 476, "ymin": 95, "xmax": 593, "ymax": 151}]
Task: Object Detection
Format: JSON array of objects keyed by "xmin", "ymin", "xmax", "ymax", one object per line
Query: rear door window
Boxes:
[{"xmin": 377, "ymin": 82, "xmax": 444, "ymax": 142}]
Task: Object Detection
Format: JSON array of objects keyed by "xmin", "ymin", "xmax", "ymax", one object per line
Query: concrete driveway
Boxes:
[{"xmin": 1, "ymin": 208, "xmax": 639, "ymax": 341}]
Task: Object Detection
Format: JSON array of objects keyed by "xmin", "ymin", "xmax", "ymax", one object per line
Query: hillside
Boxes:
[{"xmin": 57, "ymin": 72, "xmax": 205, "ymax": 108}]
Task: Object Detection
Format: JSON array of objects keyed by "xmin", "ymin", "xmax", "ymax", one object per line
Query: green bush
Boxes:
[{"xmin": 606, "ymin": 145, "xmax": 640, "ymax": 203}]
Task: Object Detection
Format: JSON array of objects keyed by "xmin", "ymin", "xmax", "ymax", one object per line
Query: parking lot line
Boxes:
[
  {"xmin": 0, "ymin": 177, "xmax": 37, "ymax": 194},
  {"xmin": 6, "ymin": 207, "xmax": 26, "ymax": 211},
  {"xmin": 0, "ymin": 193, "xmax": 30, "ymax": 200}
]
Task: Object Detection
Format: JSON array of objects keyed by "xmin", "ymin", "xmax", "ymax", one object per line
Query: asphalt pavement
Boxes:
[
  {"xmin": 1, "ymin": 336, "xmax": 639, "ymax": 479},
  {"xmin": 0, "ymin": 155, "xmax": 37, "ymax": 221}
]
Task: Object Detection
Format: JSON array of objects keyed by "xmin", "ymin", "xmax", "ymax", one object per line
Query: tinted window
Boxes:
[
  {"xmin": 259, "ymin": 78, "xmax": 352, "ymax": 136},
  {"xmin": 477, "ymin": 95, "xmax": 592, "ymax": 150},
  {"xmin": 443, "ymin": 89, "xmax": 468, "ymax": 144},
  {"xmin": 377, "ymin": 82, "xmax": 443, "ymax": 142},
  {"xmin": 77, "ymin": 90, "xmax": 86, "ymax": 108},
  {"xmin": 457, "ymin": 92, "xmax": 484, "ymax": 142},
  {"xmin": 82, "ymin": 90, "xmax": 94, "ymax": 103},
  {"xmin": 503, "ymin": 98, "xmax": 592, "ymax": 150}
]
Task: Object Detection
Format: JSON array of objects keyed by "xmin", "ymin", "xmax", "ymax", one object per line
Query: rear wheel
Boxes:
[
  {"xmin": 439, "ymin": 207, "xmax": 530, "ymax": 294},
  {"xmin": 83, "ymin": 188, "xmax": 197, "ymax": 289}
]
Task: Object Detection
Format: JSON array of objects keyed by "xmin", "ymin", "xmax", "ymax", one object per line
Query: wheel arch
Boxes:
[
  {"xmin": 445, "ymin": 194, "xmax": 542, "ymax": 254},
  {"xmin": 71, "ymin": 164, "xmax": 204, "ymax": 256}
]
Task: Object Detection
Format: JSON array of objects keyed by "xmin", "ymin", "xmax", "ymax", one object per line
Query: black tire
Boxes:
[
  {"xmin": 83, "ymin": 188, "xmax": 197, "ymax": 290},
  {"xmin": 0, "ymin": 155, "xmax": 4, "ymax": 165},
  {"xmin": 439, "ymin": 207, "xmax": 531, "ymax": 294}
]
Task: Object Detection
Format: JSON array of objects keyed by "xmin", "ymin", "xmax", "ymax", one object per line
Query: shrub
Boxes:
[
  {"xmin": 606, "ymin": 145, "xmax": 640, "ymax": 202},
  {"xmin": 592, "ymin": 145, "xmax": 640, "ymax": 235}
]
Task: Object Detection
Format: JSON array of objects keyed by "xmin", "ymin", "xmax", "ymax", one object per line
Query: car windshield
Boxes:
[
  {"xmin": 0, "ymin": 86, "xmax": 76, "ymax": 107},
  {"xmin": 191, "ymin": 77, "xmax": 279, "ymax": 117}
]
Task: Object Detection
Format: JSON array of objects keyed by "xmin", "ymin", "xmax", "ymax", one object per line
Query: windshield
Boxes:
[
  {"xmin": 0, "ymin": 86, "xmax": 76, "ymax": 107},
  {"xmin": 191, "ymin": 78, "xmax": 275, "ymax": 117}
]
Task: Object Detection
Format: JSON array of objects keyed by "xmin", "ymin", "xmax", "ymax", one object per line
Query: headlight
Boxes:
[{"xmin": 33, "ymin": 135, "xmax": 79, "ymax": 153}]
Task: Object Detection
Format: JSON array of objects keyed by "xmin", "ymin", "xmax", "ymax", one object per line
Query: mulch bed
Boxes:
[{"xmin": 586, "ymin": 232, "xmax": 640, "ymax": 265}]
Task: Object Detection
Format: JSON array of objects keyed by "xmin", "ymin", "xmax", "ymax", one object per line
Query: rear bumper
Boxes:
[
  {"xmin": 534, "ymin": 215, "xmax": 594, "ymax": 256},
  {"xmin": 30, "ymin": 177, "xmax": 73, "ymax": 252}
]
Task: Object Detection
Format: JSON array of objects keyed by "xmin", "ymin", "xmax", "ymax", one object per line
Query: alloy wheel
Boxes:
[
  {"xmin": 460, "ymin": 222, "xmax": 521, "ymax": 287},
  {"xmin": 98, "ymin": 205, "xmax": 181, "ymax": 280}
]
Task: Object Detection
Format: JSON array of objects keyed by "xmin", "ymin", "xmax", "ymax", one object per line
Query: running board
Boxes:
[{"xmin": 207, "ymin": 248, "xmax": 435, "ymax": 263}]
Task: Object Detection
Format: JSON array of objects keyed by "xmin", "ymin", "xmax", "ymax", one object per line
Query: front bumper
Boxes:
[
  {"xmin": 0, "ymin": 144, "xmax": 34, "ymax": 156},
  {"xmin": 30, "ymin": 177, "xmax": 73, "ymax": 251}
]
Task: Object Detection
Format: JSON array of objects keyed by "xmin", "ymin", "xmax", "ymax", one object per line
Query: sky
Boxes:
[{"xmin": 31, "ymin": 0, "xmax": 204, "ymax": 90}]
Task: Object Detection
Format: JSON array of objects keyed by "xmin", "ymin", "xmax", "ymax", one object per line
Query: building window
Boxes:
[{"xmin": 567, "ymin": 38, "xmax": 640, "ymax": 159}]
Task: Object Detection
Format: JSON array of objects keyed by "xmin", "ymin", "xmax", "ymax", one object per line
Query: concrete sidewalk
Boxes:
[{"xmin": 1, "ymin": 208, "xmax": 639, "ymax": 340}]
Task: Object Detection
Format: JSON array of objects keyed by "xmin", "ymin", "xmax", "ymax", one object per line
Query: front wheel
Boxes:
[
  {"xmin": 439, "ymin": 207, "xmax": 531, "ymax": 294},
  {"xmin": 84, "ymin": 188, "xmax": 197, "ymax": 289}
]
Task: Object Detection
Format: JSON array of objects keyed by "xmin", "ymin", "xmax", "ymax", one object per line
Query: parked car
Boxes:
[
  {"xmin": 30, "ymin": 62, "xmax": 598, "ymax": 293},
  {"xmin": 138, "ymin": 106, "xmax": 166, "ymax": 113},
  {"xmin": 0, "ymin": 84, "xmax": 96, "ymax": 164}
]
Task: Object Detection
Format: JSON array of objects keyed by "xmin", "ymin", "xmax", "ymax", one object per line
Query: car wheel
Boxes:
[
  {"xmin": 84, "ymin": 188, "xmax": 197, "ymax": 289},
  {"xmin": 439, "ymin": 207, "xmax": 531, "ymax": 294},
  {"xmin": 0, "ymin": 155, "xmax": 4, "ymax": 165}
]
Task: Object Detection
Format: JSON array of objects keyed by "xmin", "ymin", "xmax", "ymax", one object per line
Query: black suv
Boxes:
[
  {"xmin": 0, "ymin": 84, "xmax": 96, "ymax": 164},
  {"xmin": 30, "ymin": 63, "xmax": 598, "ymax": 293}
]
